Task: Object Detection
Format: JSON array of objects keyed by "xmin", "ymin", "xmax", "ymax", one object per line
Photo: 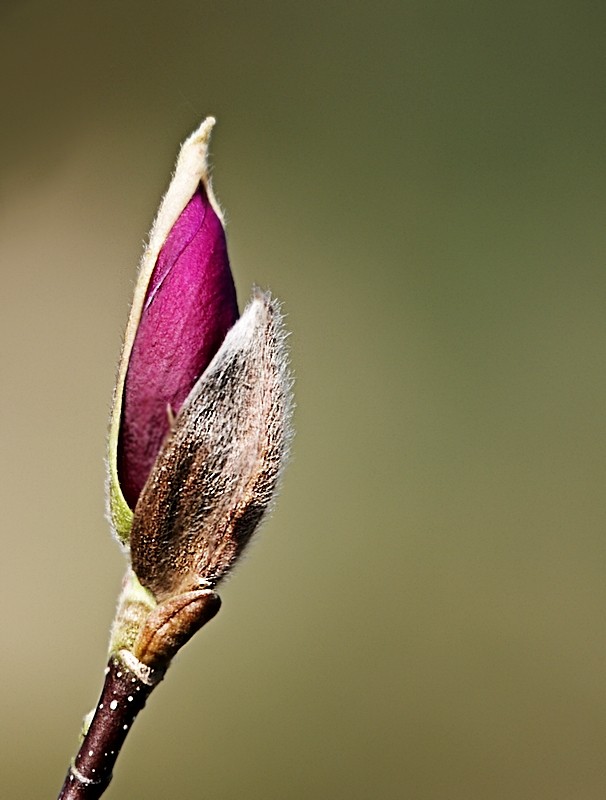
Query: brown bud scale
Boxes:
[{"xmin": 130, "ymin": 292, "xmax": 293, "ymax": 602}]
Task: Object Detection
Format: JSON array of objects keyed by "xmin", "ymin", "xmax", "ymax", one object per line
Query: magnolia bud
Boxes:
[
  {"xmin": 108, "ymin": 117, "xmax": 237, "ymax": 542},
  {"xmin": 107, "ymin": 120, "xmax": 293, "ymax": 668}
]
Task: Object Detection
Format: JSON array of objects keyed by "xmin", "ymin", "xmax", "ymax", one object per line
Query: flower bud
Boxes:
[
  {"xmin": 108, "ymin": 118, "xmax": 238, "ymax": 542},
  {"xmin": 108, "ymin": 117, "xmax": 293, "ymax": 631}
]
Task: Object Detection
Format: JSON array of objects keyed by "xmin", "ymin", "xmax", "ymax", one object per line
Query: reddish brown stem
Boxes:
[{"xmin": 57, "ymin": 653, "xmax": 162, "ymax": 800}]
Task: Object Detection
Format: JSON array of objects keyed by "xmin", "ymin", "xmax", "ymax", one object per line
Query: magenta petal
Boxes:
[{"xmin": 118, "ymin": 184, "xmax": 239, "ymax": 509}]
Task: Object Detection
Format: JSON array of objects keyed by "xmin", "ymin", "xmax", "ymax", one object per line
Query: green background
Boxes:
[{"xmin": 1, "ymin": 2, "xmax": 605, "ymax": 798}]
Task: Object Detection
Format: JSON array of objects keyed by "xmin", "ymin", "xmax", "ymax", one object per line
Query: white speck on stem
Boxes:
[{"xmin": 110, "ymin": 700, "xmax": 118, "ymax": 711}]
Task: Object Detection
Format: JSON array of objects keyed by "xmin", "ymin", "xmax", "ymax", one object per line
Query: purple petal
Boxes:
[{"xmin": 118, "ymin": 184, "xmax": 239, "ymax": 509}]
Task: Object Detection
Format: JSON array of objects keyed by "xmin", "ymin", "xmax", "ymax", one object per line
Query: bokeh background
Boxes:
[{"xmin": 1, "ymin": 2, "xmax": 605, "ymax": 798}]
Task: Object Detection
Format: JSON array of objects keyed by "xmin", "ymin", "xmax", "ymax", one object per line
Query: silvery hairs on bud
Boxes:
[{"xmin": 130, "ymin": 290, "xmax": 293, "ymax": 603}]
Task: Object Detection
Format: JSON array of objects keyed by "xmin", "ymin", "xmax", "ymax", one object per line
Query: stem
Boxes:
[{"xmin": 57, "ymin": 651, "xmax": 163, "ymax": 800}]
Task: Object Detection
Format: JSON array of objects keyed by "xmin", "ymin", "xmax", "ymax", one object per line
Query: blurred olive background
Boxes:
[{"xmin": 1, "ymin": 2, "xmax": 605, "ymax": 798}]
